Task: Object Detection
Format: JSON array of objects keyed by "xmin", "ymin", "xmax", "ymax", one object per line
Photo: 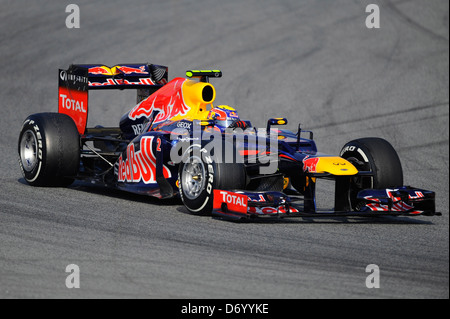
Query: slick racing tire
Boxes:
[
  {"xmin": 340, "ymin": 137, "xmax": 403, "ymax": 209},
  {"xmin": 178, "ymin": 143, "xmax": 246, "ymax": 215},
  {"xmin": 18, "ymin": 113, "xmax": 80, "ymax": 187}
]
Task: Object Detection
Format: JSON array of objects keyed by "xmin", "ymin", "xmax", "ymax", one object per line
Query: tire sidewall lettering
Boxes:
[
  {"xmin": 341, "ymin": 144, "xmax": 370, "ymax": 164},
  {"xmin": 19, "ymin": 120, "xmax": 44, "ymax": 181},
  {"xmin": 179, "ymin": 145, "xmax": 216, "ymax": 214}
]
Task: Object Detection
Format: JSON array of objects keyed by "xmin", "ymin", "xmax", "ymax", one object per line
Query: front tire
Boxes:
[
  {"xmin": 18, "ymin": 113, "xmax": 80, "ymax": 186},
  {"xmin": 340, "ymin": 137, "xmax": 403, "ymax": 209},
  {"xmin": 178, "ymin": 143, "xmax": 246, "ymax": 215}
]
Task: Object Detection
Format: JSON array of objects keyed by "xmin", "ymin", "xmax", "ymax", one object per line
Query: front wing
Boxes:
[{"xmin": 212, "ymin": 187, "xmax": 439, "ymax": 221}]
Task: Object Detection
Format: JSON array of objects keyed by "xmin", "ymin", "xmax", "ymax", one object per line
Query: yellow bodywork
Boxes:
[
  {"xmin": 170, "ymin": 79, "xmax": 216, "ymax": 122},
  {"xmin": 313, "ymin": 156, "xmax": 358, "ymax": 175}
]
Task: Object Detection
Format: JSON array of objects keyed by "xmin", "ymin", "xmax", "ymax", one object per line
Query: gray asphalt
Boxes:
[{"xmin": 0, "ymin": 0, "xmax": 448, "ymax": 299}]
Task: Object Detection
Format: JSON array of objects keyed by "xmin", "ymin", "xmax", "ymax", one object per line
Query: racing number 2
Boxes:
[{"xmin": 156, "ymin": 137, "xmax": 161, "ymax": 152}]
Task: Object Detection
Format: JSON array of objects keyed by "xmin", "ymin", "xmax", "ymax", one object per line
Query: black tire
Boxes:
[
  {"xmin": 18, "ymin": 113, "xmax": 80, "ymax": 186},
  {"xmin": 178, "ymin": 143, "xmax": 246, "ymax": 215},
  {"xmin": 340, "ymin": 137, "xmax": 403, "ymax": 209}
]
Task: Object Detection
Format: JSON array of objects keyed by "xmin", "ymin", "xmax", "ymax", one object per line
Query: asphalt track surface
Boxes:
[{"xmin": 0, "ymin": 0, "xmax": 448, "ymax": 299}]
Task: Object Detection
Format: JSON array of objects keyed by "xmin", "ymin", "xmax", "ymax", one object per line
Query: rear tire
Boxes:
[{"xmin": 18, "ymin": 113, "xmax": 80, "ymax": 186}]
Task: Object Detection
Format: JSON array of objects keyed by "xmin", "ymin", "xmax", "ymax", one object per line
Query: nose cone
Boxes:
[{"xmin": 304, "ymin": 156, "xmax": 359, "ymax": 175}]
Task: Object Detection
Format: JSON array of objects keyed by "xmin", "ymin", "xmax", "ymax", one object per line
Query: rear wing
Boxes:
[{"xmin": 58, "ymin": 63, "xmax": 168, "ymax": 134}]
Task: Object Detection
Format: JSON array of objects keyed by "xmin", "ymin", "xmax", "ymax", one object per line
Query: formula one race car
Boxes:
[{"xmin": 18, "ymin": 63, "xmax": 439, "ymax": 220}]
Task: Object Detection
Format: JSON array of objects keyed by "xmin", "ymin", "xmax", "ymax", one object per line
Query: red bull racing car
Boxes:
[{"xmin": 18, "ymin": 63, "xmax": 439, "ymax": 220}]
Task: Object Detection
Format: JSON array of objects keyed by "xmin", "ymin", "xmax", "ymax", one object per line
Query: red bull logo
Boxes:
[
  {"xmin": 302, "ymin": 156, "xmax": 320, "ymax": 173},
  {"xmin": 128, "ymin": 78, "xmax": 190, "ymax": 124},
  {"xmin": 116, "ymin": 65, "xmax": 149, "ymax": 75},
  {"xmin": 88, "ymin": 66, "xmax": 112, "ymax": 75},
  {"xmin": 117, "ymin": 136, "xmax": 171, "ymax": 184},
  {"xmin": 88, "ymin": 65, "xmax": 149, "ymax": 76},
  {"xmin": 247, "ymin": 206, "xmax": 299, "ymax": 215}
]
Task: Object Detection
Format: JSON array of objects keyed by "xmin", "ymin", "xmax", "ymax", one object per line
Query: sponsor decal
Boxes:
[
  {"xmin": 128, "ymin": 79, "xmax": 190, "ymax": 123},
  {"xmin": 302, "ymin": 156, "xmax": 320, "ymax": 173},
  {"xmin": 88, "ymin": 65, "xmax": 149, "ymax": 76},
  {"xmin": 19, "ymin": 119, "xmax": 43, "ymax": 182},
  {"xmin": 177, "ymin": 121, "xmax": 192, "ymax": 129},
  {"xmin": 88, "ymin": 77, "xmax": 155, "ymax": 87},
  {"xmin": 363, "ymin": 189, "xmax": 423, "ymax": 212},
  {"xmin": 247, "ymin": 206, "xmax": 299, "ymax": 215},
  {"xmin": 115, "ymin": 65, "xmax": 148, "ymax": 75},
  {"xmin": 248, "ymin": 194, "xmax": 266, "ymax": 202},
  {"xmin": 117, "ymin": 136, "xmax": 171, "ymax": 184},
  {"xmin": 213, "ymin": 190, "xmax": 248, "ymax": 214},
  {"xmin": 203, "ymin": 150, "xmax": 214, "ymax": 195},
  {"xmin": 57, "ymin": 86, "xmax": 88, "ymax": 134},
  {"xmin": 341, "ymin": 145, "xmax": 369, "ymax": 163},
  {"xmin": 88, "ymin": 66, "xmax": 112, "ymax": 75},
  {"xmin": 213, "ymin": 191, "xmax": 300, "ymax": 215},
  {"xmin": 58, "ymin": 69, "xmax": 88, "ymax": 134},
  {"xmin": 59, "ymin": 93, "xmax": 86, "ymax": 113},
  {"xmin": 364, "ymin": 200, "xmax": 414, "ymax": 212},
  {"xmin": 59, "ymin": 69, "xmax": 88, "ymax": 88},
  {"xmin": 131, "ymin": 123, "xmax": 146, "ymax": 136}
]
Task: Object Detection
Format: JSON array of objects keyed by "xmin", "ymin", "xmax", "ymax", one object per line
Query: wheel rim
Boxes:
[
  {"xmin": 181, "ymin": 156, "xmax": 206, "ymax": 200},
  {"xmin": 20, "ymin": 130, "xmax": 38, "ymax": 172}
]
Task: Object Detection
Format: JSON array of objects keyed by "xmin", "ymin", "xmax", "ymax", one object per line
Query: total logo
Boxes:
[
  {"xmin": 218, "ymin": 190, "xmax": 247, "ymax": 208},
  {"xmin": 117, "ymin": 136, "xmax": 171, "ymax": 184},
  {"xmin": 214, "ymin": 190, "xmax": 248, "ymax": 214},
  {"xmin": 59, "ymin": 94, "xmax": 86, "ymax": 113}
]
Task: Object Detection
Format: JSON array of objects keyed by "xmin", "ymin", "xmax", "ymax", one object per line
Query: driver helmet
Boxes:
[{"xmin": 207, "ymin": 105, "xmax": 240, "ymax": 128}]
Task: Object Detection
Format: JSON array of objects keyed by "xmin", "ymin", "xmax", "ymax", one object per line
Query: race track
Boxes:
[{"xmin": 0, "ymin": 0, "xmax": 448, "ymax": 299}]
